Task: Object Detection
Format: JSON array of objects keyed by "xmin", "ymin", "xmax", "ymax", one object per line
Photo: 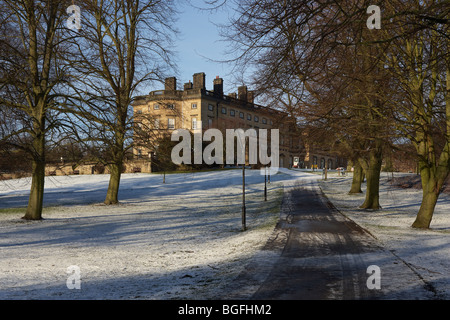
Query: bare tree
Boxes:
[
  {"xmin": 0, "ymin": 0, "xmax": 71, "ymax": 220},
  {"xmin": 61, "ymin": 0, "xmax": 178, "ymax": 205},
  {"xmin": 221, "ymin": 0, "xmax": 395, "ymax": 209},
  {"xmin": 220, "ymin": 0, "xmax": 449, "ymax": 224},
  {"xmin": 381, "ymin": 0, "xmax": 449, "ymax": 228}
]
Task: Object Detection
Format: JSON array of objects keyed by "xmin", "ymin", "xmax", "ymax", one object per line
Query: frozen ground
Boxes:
[
  {"xmin": 1, "ymin": 169, "xmax": 449, "ymax": 300},
  {"xmin": 0, "ymin": 168, "xmax": 314, "ymax": 300},
  {"xmin": 318, "ymin": 172, "xmax": 450, "ymax": 299}
]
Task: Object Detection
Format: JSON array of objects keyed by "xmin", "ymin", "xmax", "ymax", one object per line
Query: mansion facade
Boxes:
[{"xmin": 132, "ymin": 72, "xmax": 345, "ymax": 171}]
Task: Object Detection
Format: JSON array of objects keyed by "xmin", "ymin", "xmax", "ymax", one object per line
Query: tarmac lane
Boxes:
[{"xmin": 226, "ymin": 178, "xmax": 437, "ymax": 300}]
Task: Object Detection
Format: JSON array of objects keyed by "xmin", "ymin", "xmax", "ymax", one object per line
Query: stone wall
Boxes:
[{"xmin": 45, "ymin": 160, "xmax": 151, "ymax": 176}]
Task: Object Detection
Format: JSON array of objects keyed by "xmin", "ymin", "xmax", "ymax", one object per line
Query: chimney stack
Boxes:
[
  {"xmin": 184, "ymin": 80, "xmax": 193, "ymax": 91},
  {"xmin": 238, "ymin": 85, "xmax": 248, "ymax": 102},
  {"xmin": 193, "ymin": 72, "xmax": 206, "ymax": 90},
  {"xmin": 165, "ymin": 77, "xmax": 177, "ymax": 92},
  {"xmin": 247, "ymin": 91, "xmax": 254, "ymax": 104},
  {"xmin": 213, "ymin": 76, "xmax": 223, "ymax": 96}
]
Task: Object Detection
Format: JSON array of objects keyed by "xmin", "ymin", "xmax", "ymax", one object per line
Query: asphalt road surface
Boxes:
[{"xmin": 224, "ymin": 179, "xmax": 436, "ymax": 300}]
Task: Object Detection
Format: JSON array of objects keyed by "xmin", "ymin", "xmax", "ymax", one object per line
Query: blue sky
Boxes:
[{"xmin": 169, "ymin": 2, "xmax": 238, "ymax": 94}]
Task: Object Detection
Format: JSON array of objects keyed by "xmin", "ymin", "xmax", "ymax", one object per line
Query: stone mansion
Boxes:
[{"xmin": 131, "ymin": 72, "xmax": 346, "ymax": 171}]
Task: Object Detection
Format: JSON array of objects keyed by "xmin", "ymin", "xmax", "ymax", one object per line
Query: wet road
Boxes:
[
  {"xmin": 224, "ymin": 179, "xmax": 436, "ymax": 300},
  {"xmin": 252, "ymin": 179, "xmax": 384, "ymax": 299}
]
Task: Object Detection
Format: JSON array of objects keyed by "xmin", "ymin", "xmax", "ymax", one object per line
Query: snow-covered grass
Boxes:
[
  {"xmin": 2, "ymin": 168, "xmax": 449, "ymax": 299},
  {"xmin": 0, "ymin": 169, "xmax": 311, "ymax": 300},
  {"xmin": 318, "ymin": 173, "xmax": 450, "ymax": 299}
]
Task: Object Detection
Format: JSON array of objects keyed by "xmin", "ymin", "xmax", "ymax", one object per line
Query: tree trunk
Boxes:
[
  {"xmin": 359, "ymin": 147, "xmax": 382, "ymax": 210},
  {"xmin": 22, "ymin": 132, "xmax": 46, "ymax": 220},
  {"xmin": 412, "ymin": 183, "xmax": 439, "ymax": 229},
  {"xmin": 22, "ymin": 111, "xmax": 46, "ymax": 220},
  {"xmin": 360, "ymin": 166, "xmax": 381, "ymax": 209},
  {"xmin": 104, "ymin": 161, "xmax": 122, "ymax": 205},
  {"xmin": 349, "ymin": 161, "xmax": 364, "ymax": 194},
  {"xmin": 22, "ymin": 158, "xmax": 46, "ymax": 220},
  {"xmin": 412, "ymin": 154, "xmax": 449, "ymax": 228}
]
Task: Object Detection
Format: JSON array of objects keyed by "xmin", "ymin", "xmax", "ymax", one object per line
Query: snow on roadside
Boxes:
[
  {"xmin": 318, "ymin": 173, "xmax": 450, "ymax": 299},
  {"xmin": 0, "ymin": 169, "xmax": 304, "ymax": 300},
  {"xmin": 6, "ymin": 169, "xmax": 446, "ymax": 300}
]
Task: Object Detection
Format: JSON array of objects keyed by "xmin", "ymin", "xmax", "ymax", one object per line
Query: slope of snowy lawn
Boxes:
[
  {"xmin": 318, "ymin": 173, "xmax": 450, "ymax": 299},
  {"xmin": 0, "ymin": 169, "xmax": 314, "ymax": 299}
]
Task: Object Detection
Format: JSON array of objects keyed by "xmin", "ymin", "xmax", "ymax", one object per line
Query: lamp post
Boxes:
[
  {"xmin": 264, "ymin": 166, "xmax": 267, "ymax": 201},
  {"xmin": 242, "ymin": 162, "xmax": 246, "ymax": 231},
  {"xmin": 236, "ymin": 131, "xmax": 247, "ymax": 231}
]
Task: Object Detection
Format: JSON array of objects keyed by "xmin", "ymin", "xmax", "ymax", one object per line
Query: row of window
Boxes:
[
  {"xmin": 153, "ymin": 104, "xmax": 175, "ymax": 110},
  {"xmin": 150, "ymin": 117, "xmax": 269, "ymax": 131},
  {"xmin": 151, "ymin": 118, "xmax": 201, "ymax": 130},
  {"xmin": 138, "ymin": 103, "xmax": 273, "ymax": 126},
  {"xmin": 150, "ymin": 118, "xmax": 175, "ymax": 130},
  {"xmin": 135, "ymin": 104, "xmax": 175, "ymax": 113},
  {"xmin": 143, "ymin": 103, "xmax": 194, "ymax": 111},
  {"xmin": 207, "ymin": 104, "xmax": 271, "ymax": 125}
]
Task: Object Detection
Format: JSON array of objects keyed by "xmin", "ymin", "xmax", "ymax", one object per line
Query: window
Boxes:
[
  {"xmin": 192, "ymin": 118, "xmax": 197, "ymax": 130},
  {"xmin": 208, "ymin": 104, "xmax": 214, "ymax": 111},
  {"xmin": 239, "ymin": 112, "xmax": 244, "ymax": 119},
  {"xmin": 154, "ymin": 104, "xmax": 160, "ymax": 110},
  {"xmin": 221, "ymin": 107, "xmax": 227, "ymax": 114},
  {"xmin": 191, "ymin": 103, "xmax": 197, "ymax": 109},
  {"xmin": 247, "ymin": 114, "xmax": 252, "ymax": 121},
  {"xmin": 167, "ymin": 104, "xmax": 175, "ymax": 110},
  {"xmin": 154, "ymin": 118, "xmax": 160, "ymax": 129},
  {"xmin": 254, "ymin": 116, "xmax": 259, "ymax": 122},
  {"xmin": 208, "ymin": 118, "xmax": 213, "ymax": 128},
  {"xmin": 230, "ymin": 109, "xmax": 235, "ymax": 117},
  {"xmin": 136, "ymin": 109, "xmax": 142, "ymax": 114},
  {"xmin": 168, "ymin": 118, "xmax": 175, "ymax": 129},
  {"xmin": 270, "ymin": 119, "xmax": 273, "ymax": 125},
  {"xmin": 262, "ymin": 118, "xmax": 267, "ymax": 124}
]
